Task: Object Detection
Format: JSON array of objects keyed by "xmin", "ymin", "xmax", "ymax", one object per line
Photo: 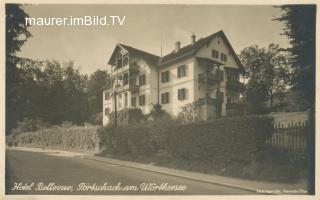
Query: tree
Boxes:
[
  {"xmin": 87, "ymin": 70, "xmax": 110, "ymax": 124},
  {"xmin": 275, "ymin": 5, "xmax": 316, "ymax": 107},
  {"xmin": 6, "ymin": 4, "xmax": 32, "ymax": 134},
  {"xmin": 245, "ymin": 78, "xmax": 269, "ymax": 114},
  {"xmin": 11, "ymin": 59, "xmax": 90, "ymax": 127},
  {"xmin": 149, "ymin": 103, "xmax": 171, "ymax": 120},
  {"xmin": 62, "ymin": 62, "xmax": 89, "ymax": 124},
  {"xmin": 239, "ymin": 44, "xmax": 292, "ymax": 112}
]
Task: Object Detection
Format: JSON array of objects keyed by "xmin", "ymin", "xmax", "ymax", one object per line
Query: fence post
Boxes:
[{"xmin": 307, "ymin": 107, "xmax": 315, "ymax": 195}]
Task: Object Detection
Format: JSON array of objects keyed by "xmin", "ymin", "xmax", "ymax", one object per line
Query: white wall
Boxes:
[
  {"xmin": 196, "ymin": 35, "xmax": 239, "ymax": 70},
  {"xmin": 159, "ymin": 58, "xmax": 196, "ymax": 117},
  {"xmin": 102, "ymin": 90, "xmax": 112, "ymax": 126},
  {"xmin": 103, "ymin": 56, "xmax": 159, "ymax": 125}
]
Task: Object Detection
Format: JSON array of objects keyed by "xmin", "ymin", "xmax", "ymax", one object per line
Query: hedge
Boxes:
[
  {"xmin": 98, "ymin": 115, "xmax": 274, "ymax": 168},
  {"xmin": 12, "ymin": 125, "xmax": 99, "ymax": 152}
]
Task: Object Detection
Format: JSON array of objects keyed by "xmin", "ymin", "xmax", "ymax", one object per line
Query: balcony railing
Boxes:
[
  {"xmin": 226, "ymin": 81, "xmax": 245, "ymax": 93},
  {"xmin": 198, "ymin": 72, "xmax": 221, "ymax": 84},
  {"xmin": 111, "ymin": 63, "xmax": 140, "ymax": 78},
  {"xmin": 114, "ymin": 84, "xmax": 139, "ymax": 93}
]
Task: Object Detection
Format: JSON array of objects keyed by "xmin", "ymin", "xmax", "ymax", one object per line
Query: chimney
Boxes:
[
  {"xmin": 175, "ymin": 41, "xmax": 181, "ymax": 53},
  {"xmin": 191, "ymin": 33, "xmax": 196, "ymax": 45}
]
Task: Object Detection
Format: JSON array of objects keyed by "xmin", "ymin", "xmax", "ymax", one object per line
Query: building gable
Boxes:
[
  {"xmin": 159, "ymin": 30, "xmax": 245, "ymax": 74},
  {"xmin": 196, "ymin": 34, "xmax": 240, "ymax": 71}
]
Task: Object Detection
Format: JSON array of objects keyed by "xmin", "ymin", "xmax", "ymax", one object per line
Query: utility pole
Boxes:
[
  {"xmin": 216, "ymin": 64, "xmax": 222, "ymax": 118},
  {"xmin": 114, "ymin": 90, "xmax": 117, "ymax": 127},
  {"xmin": 113, "ymin": 57, "xmax": 120, "ymax": 127}
]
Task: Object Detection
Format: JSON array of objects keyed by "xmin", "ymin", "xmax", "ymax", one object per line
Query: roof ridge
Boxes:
[
  {"xmin": 174, "ymin": 30, "xmax": 220, "ymax": 51},
  {"xmin": 118, "ymin": 43, "xmax": 160, "ymax": 58}
]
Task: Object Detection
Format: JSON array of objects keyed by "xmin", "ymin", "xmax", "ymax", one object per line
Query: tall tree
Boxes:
[
  {"xmin": 62, "ymin": 62, "xmax": 89, "ymax": 124},
  {"xmin": 275, "ymin": 5, "xmax": 316, "ymax": 107},
  {"xmin": 245, "ymin": 78, "xmax": 270, "ymax": 114},
  {"xmin": 239, "ymin": 44, "xmax": 291, "ymax": 112},
  {"xmin": 87, "ymin": 70, "xmax": 110, "ymax": 124},
  {"xmin": 6, "ymin": 4, "xmax": 32, "ymax": 134}
]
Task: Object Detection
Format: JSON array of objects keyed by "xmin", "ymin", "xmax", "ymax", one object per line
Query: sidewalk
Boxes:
[{"xmin": 7, "ymin": 146, "xmax": 308, "ymax": 194}]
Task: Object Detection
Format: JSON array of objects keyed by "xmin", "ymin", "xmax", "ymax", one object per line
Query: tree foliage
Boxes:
[
  {"xmin": 6, "ymin": 4, "xmax": 32, "ymax": 133},
  {"xmin": 7, "ymin": 59, "xmax": 90, "ymax": 133},
  {"xmin": 275, "ymin": 5, "xmax": 316, "ymax": 107},
  {"xmin": 87, "ymin": 70, "xmax": 110, "ymax": 124},
  {"xmin": 239, "ymin": 44, "xmax": 292, "ymax": 113}
]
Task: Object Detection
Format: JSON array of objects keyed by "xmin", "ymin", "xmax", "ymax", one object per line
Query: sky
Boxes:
[{"xmin": 18, "ymin": 4, "xmax": 290, "ymax": 75}]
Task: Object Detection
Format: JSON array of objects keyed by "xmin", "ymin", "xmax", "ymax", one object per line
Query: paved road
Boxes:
[{"xmin": 6, "ymin": 150, "xmax": 256, "ymax": 195}]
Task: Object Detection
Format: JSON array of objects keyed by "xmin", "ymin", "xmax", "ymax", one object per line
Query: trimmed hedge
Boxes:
[
  {"xmin": 13, "ymin": 125, "xmax": 99, "ymax": 152},
  {"xmin": 98, "ymin": 118, "xmax": 178, "ymax": 157},
  {"xmin": 98, "ymin": 115, "xmax": 273, "ymax": 169}
]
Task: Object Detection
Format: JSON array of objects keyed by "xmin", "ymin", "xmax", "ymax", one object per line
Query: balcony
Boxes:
[
  {"xmin": 111, "ymin": 62, "xmax": 140, "ymax": 78},
  {"xmin": 114, "ymin": 84, "xmax": 139, "ymax": 93},
  {"xmin": 226, "ymin": 81, "xmax": 245, "ymax": 93},
  {"xmin": 198, "ymin": 72, "xmax": 221, "ymax": 84}
]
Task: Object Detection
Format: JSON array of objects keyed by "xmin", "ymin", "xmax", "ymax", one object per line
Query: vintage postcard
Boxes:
[{"xmin": 1, "ymin": 0, "xmax": 318, "ymax": 200}]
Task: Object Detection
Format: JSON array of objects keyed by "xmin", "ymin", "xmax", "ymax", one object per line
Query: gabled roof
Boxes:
[
  {"xmin": 159, "ymin": 30, "xmax": 245, "ymax": 74},
  {"xmin": 159, "ymin": 31, "xmax": 220, "ymax": 66},
  {"xmin": 108, "ymin": 43, "xmax": 159, "ymax": 66},
  {"xmin": 107, "ymin": 30, "xmax": 245, "ymax": 74}
]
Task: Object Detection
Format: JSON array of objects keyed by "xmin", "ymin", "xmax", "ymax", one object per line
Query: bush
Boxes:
[
  {"xmin": 109, "ymin": 108, "xmax": 145, "ymax": 125},
  {"xmin": 98, "ymin": 115, "xmax": 273, "ymax": 168},
  {"xmin": 98, "ymin": 118, "xmax": 179, "ymax": 158},
  {"xmin": 11, "ymin": 118, "xmax": 49, "ymax": 136},
  {"xmin": 168, "ymin": 115, "xmax": 273, "ymax": 167},
  {"xmin": 13, "ymin": 124, "xmax": 100, "ymax": 152}
]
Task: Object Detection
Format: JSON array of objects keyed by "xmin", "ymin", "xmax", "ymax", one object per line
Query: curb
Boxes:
[{"xmin": 84, "ymin": 156, "xmax": 260, "ymax": 193}]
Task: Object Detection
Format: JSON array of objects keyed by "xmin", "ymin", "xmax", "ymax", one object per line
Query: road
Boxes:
[{"xmin": 6, "ymin": 150, "xmax": 256, "ymax": 195}]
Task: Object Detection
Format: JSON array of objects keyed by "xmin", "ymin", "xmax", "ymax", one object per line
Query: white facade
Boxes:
[{"xmin": 103, "ymin": 31, "xmax": 244, "ymax": 125}]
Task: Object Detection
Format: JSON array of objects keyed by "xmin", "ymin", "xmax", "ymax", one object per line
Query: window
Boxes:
[
  {"xmin": 220, "ymin": 70, "xmax": 224, "ymax": 81},
  {"xmin": 217, "ymin": 91, "xmax": 224, "ymax": 102},
  {"xmin": 123, "ymin": 73, "xmax": 129, "ymax": 85},
  {"xmin": 123, "ymin": 56, "xmax": 128, "ymax": 66},
  {"xmin": 161, "ymin": 92, "xmax": 170, "ymax": 104},
  {"xmin": 177, "ymin": 65, "xmax": 186, "ymax": 78},
  {"xmin": 139, "ymin": 74, "xmax": 146, "ymax": 86},
  {"xmin": 227, "ymin": 96, "xmax": 231, "ymax": 105},
  {"xmin": 227, "ymin": 71, "xmax": 239, "ymax": 81},
  {"xmin": 161, "ymin": 71, "xmax": 170, "ymax": 83},
  {"xmin": 212, "ymin": 50, "xmax": 219, "ymax": 59},
  {"xmin": 125, "ymin": 92, "xmax": 128, "ymax": 108},
  {"xmin": 105, "ymin": 92, "xmax": 110, "ymax": 101},
  {"xmin": 131, "ymin": 97, "xmax": 137, "ymax": 107},
  {"xmin": 221, "ymin": 53, "xmax": 227, "ymax": 62},
  {"xmin": 118, "ymin": 94, "xmax": 122, "ymax": 109},
  {"xmin": 105, "ymin": 108, "xmax": 110, "ymax": 116},
  {"xmin": 227, "ymin": 96, "xmax": 236, "ymax": 105},
  {"xmin": 178, "ymin": 88, "xmax": 187, "ymax": 101},
  {"xmin": 116, "ymin": 55, "xmax": 122, "ymax": 68},
  {"xmin": 139, "ymin": 95, "xmax": 145, "ymax": 106}
]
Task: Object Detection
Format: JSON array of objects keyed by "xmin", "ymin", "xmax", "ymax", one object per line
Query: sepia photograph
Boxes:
[{"xmin": 3, "ymin": 1, "xmax": 317, "ymax": 198}]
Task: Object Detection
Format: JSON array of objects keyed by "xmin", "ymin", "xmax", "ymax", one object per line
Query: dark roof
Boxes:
[
  {"xmin": 159, "ymin": 30, "xmax": 245, "ymax": 74},
  {"xmin": 108, "ymin": 30, "xmax": 245, "ymax": 74},
  {"xmin": 159, "ymin": 31, "xmax": 220, "ymax": 66},
  {"xmin": 108, "ymin": 43, "xmax": 160, "ymax": 66}
]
